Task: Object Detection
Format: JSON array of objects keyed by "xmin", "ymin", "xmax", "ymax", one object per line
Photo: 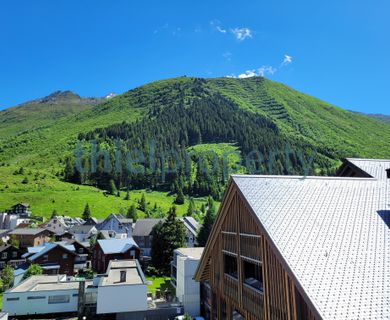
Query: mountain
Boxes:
[
  {"xmin": 0, "ymin": 90, "xmax": 102, "ymax": 138},
  {"xmin": 361, "ymin": 113, "xmax": 390, "ymax": 124},
  {"xmin": 1, "ymin": 76, "xmax": 390, "ymax": 217}
]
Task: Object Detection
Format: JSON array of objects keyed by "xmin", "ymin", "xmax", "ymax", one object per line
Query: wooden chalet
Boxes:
[{"xmin": 195, "ymin": 159, "xmax": 390, "ymax": 320}]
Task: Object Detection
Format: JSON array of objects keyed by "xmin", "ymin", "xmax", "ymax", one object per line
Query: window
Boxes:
[
  {"xmin": 43, "ymin": 254, "xmax": 49, "ymax": 262},
  {"xmin": 62, "ymin": 253, "xmax": 68, "ymax": 259},
  {"xmin": 7, "ymin": 297, "xmax": 19, "ymax": 301},
  {"xmin": 48, "ymin": 295, "xmax": 70, "ymax": 304},
  {"xmin": 28, "ymin": 296, "xmax": 46, "ymax": 300},
  {"xmin": 85, "ymin": 292, "xmax": 97, "ymax": 304},
  {"xmin": 78, "ymin": 248, "xmax": 84, "ymax": 253},
  {"xmin": 2, "ymin": 252, "xmax": 7, "ymax": 259},
  {"xmin": 224, "ymin": 254, "xmax": 238, "ymax": 278},
  {"xmin": 0, "ymin": 262, "xmax": 5, "ymax": 268},
  {"xmin": 12, "ymin": 251, "xmax": 17, "ymax": 258},
  {"xmin": 242, "ymin": 260, "xmax": 263, "ymax": 291}
]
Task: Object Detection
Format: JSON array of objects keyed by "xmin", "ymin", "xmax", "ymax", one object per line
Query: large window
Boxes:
[
  {"xmin": 224, "ymin": 254, "xmax": 238, "ymax": 278},
  {"xmin": 242, "ymin": 260, "xmax": 263, "ymax": 291},
  {"xmin": 48, "ymin": 295, "xmax": 70, "ymax": 304}
]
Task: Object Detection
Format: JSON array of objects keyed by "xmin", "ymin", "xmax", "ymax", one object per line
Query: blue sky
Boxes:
[{"xmin": 0, "ymin": 0, "xmax": 389, "ymax": 114}]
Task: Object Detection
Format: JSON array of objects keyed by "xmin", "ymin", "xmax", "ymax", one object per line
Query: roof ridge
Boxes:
[
  {"xmin": 231, "ymin": 174, "xmax": 379, "ymax": 181},
  {"xmin": 346, "ymin": 157, "xmax": 390, "ymax": 162}
]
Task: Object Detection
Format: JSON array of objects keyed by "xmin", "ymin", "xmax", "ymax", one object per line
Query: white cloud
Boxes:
[
  {"xmin": 281, "ymin": 54, "xmax": 293, "ymax": 66},
  {"xmin": 226, "ymin": 54, "xmax": 292, "ymax": 79},
  {"xmin": 238, "ymin": 70, "xmax": 257, "ymax": 78},
  {"xmin": 216, "ymin": 26, "xmax": 227, "ymax": 33},
  {"xmin": 210, "ymin": 20, "xmax": 227, "ymax": 34},
  {"xmin": 258, "ymin": 66, "xmax": 277, "ymax": 76},
  {"xmin": 228, "ymin": 65, "xmax": 277, "ymax": 79},
  {"xmin": 230, "ymin": 27, "xmax": 252, "ymax": 41}
]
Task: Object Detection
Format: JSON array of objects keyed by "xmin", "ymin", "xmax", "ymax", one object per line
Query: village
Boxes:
[
  {"xmin": 0, "ymin": 158, "xmax": 389, "ymax": 320},
  {"xmin": 0, "ymin": 201, "xmax": 205, "ymax": 319}
]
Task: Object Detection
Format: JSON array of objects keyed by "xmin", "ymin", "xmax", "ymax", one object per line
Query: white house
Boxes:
[
  {"xmin": 171, "ymin": 247, "xmax": 204, "ymax": 317},
  {"xmin": 69, "ymin": 224, "xmax": 98, "ymax": 242},
  {"xmin": 96, "ymin": 214, "xmax": 133, "ymax": 238},
  {"xmin": 43, "ymin": 217, "xmax": 69, "ymax": 235},
  {"xmin": 2, "ymin": 275, "xmax": 97, "ymax": 317},
  {"xmin": 3, "ymin": 259, "xmax": 148, "ymax": 317},
  {"xmin": 96, "ymin": 260, "xmax": 148, "ymax": 314},
  {"xmin": 0, "ymin": 213, "xmax": 31, "ymax": 230}
]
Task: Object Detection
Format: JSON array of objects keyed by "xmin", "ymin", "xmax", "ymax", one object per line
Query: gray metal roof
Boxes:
[
  {"xmin": 133, "ymin": 219, "xmax": 163, "ymax": 237},
  {"xmin": 27, "ymin": 243, "xmax": 76, "ymax": 261},
  {"xmin": 180, "ymin": 217, "xmax": 200, "ymax": 235},
  {"xmin": 8, "ymin": 228, "xmax": 48, "ymax": 236},
  {"xmin": 97, "ymin": 237, "xmax": 139, "ymax": 254},
  {"xmin": 346, "ymin": 158, "xmax": 390, "ymax": 180},
  {"xmin": 69, "ymin": 224, "xmax": 96, "ymax": 234},
  {"xmin": 232, "ymin": 174, "xmax": 390, "ymax": 320}
]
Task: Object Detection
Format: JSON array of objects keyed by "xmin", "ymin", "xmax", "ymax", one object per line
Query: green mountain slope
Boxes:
[
  {"xmin": 1, "ymin": 76, "xmax": 390, "ymax": 217},
  {"xmin": 0, "ymin": 91, "xmax": 102, "ymax": 138}
]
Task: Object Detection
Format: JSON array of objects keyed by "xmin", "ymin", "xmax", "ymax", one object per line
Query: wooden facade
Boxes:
[
  {"xmin": 30, "ymin": 245, "xmax": 77, "ymax": 276},
  {"xmin": 195, "ymin": 183, "xmax": 320, "ymax": 320},
  {"xmin": 92, "ymin": 242, "xmax": 140, "ymax": 273}
]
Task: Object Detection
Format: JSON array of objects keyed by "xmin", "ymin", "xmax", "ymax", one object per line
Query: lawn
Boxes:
[{"xmin": 146, "ymin": 276, "xmax": 174, "ymax": 295}]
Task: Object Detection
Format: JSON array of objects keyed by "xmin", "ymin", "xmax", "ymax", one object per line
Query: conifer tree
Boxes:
[
  {"xmin": 187, "ymin": 197, "xmax": 196, "ymax": 216},
  {"xmin": 82, "ymin": 203, "xmax": 91, "ymax": 220},
  {"xmin": 175, "ymin": 188, "xmax": 185, "ymax": 205},
  {"xmin": 197, "ymin": 201, "xmax": 216, "ymax": 247},
  {"xmin": 127, "ymin": 205, "xmax": 138, "ymax": 222},
  {"xmin": 151, "ymin": 205, "xmax": 186, "ymax": 274}
]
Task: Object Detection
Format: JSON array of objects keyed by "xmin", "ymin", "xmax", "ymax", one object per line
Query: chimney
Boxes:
[{"xmin": 120, "ymin": 270, "xmax": 126, "ymax": 283}]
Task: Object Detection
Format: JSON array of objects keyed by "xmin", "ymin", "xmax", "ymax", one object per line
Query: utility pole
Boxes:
[{"xmin": 77, "ymin": 279, "xmax": 86, "ymax": 320}]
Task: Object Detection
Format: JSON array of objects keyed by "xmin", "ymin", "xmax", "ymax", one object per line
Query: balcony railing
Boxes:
[
  {"xmin": 242, "ymin": 283, "xmax": 264, "ymax": 317},
  {"xmin": 223, "ymin": 273, "xmax": 239, "ymax": 302}
]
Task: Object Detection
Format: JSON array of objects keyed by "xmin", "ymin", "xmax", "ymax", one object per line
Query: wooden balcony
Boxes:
[
  {"xmin": 223, "ymin": 273, "xmax": 239, "ymax": 302},
  {"xmin": 242, "ymin": 283, "xmax": 264, "ymax": 317}
]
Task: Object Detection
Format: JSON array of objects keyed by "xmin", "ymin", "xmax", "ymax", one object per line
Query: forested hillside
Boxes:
[{"xmin": 1, "ymin": 76, "xmax": 390, "ymax": 216}]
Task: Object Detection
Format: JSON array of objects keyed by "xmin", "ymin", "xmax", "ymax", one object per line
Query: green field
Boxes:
[{"xmin": 146, "ymin": 276, "xmax": 174, "ymax": 295}]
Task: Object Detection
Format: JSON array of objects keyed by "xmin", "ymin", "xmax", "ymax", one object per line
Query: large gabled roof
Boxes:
[
  {"xmin": 235, "ymin": 175, "xmax": 390, "ymax": 320},
  {"xmin": 97, "ymin": 237, "xmax": 139, "ymax": 254},
  {"xmin": 196, "ymin": 174, "xmax": 390, "ymax": 320},
  {"xmin": 26, "ymin": 243, "xmax": 76, "ymax": 261}
]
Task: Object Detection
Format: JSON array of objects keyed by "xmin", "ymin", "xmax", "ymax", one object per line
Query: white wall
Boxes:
[
  {"xmin": 176, "ymin": 256, "xmax": 200, "ymax": 317},
  {"xmin": 3, "ymin": 287, "xmax": 95, "ymax": 316},
  {"xmin": 96, "ymin": 284, "xmax": 147, "ymax": 314}
]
